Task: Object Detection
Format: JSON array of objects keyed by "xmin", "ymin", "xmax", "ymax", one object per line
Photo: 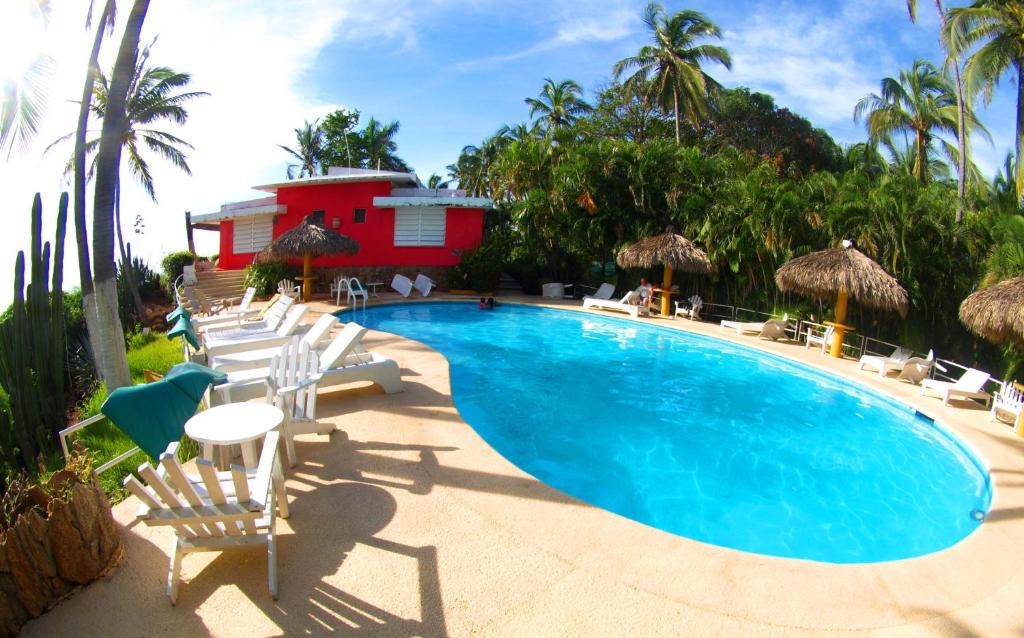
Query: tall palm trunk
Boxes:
[
  {"xmin": 914, "ymin": 131, "xmax": 927, "ymax": 183},
  {"xmin": 930, "ymin": 0, "xmax": 969, "ymax": 222},
  {"xmin": 672, "ymin": 84, "xmax": 681, "ymax": 145},
  {"xmin": 90, "ymin": 0, "xmax": 150, "ymax": 391},
  {"xmin": 74, "ymin": 0, "xmax": 115, "ymax": 369}
]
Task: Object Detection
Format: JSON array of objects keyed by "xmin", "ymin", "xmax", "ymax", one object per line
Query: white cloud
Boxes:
[{"xmin": 452, "ymin": 7, "xmax": 636, "ymax": 72}]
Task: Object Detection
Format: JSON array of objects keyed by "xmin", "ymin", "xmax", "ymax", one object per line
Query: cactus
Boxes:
[{"xmin": 0, "ymin": 194, "xmax": 70, "ymax": 475}]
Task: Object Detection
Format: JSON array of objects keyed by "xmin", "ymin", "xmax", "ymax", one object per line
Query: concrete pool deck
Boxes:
[{"xmin": 24, "ymin": 295, "xmax": 1024, "ymax": 636}]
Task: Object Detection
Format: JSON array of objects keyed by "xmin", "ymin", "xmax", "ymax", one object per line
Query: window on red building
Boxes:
[{"xmin": 353, "ymin": 208, "xmax": 366, "ymax": 224}]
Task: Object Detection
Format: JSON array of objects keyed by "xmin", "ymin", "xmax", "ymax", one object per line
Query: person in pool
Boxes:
[
  {"xmin": 479, "ymin": 297, "xmax": 488, "ymax": 309},
  {"xmin": 486, "ymin": 297, "xmax": 496, "ymax": 309}
]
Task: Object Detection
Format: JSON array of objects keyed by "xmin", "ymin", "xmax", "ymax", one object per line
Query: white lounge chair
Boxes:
[
  {"xmin": 348, "ymin": 277, "xmax": 369, "ymax": 309},
  {"xmin": 277, "ymin": 278, "xmax": 301, "ymax": 299},
  {"xmin": 674, "ymin": 295, "xmax": 702, "ymax": 320},
  {"xmin": 203, "ymin": 305, "xmax": 309, "ymax": 357},
  {"xmin": 720, "ymin": 314, "xmax": 790, "ymax": 338},
  {"xmin": 805, "ymin": 325, "xmax": 834, "ymax": 353},
  {"xmin": 858, "ymin": 346, "xmax": 914, "ymax": 378},
  {"xmin": 189, "ymin": 287, "xmax": 259, "ymax": 328},
  {"xmin": 391, "ymin": 274, "xmax": 414, "ymax": 298},
  {"xmin": 414, "ymin": 274, "xmax": 434, "ymax": 297},
  {"xmin": 213, "ymin": 323, "xmax": 403, "ymax": 404},
  {"xmin": 582, "ymin": 283, "xmax": 615, "ymax": 301},
  {"xmin": 897, "ymin": 351, "xmax": 936, "ymax": 385},
  {"xmin": 329, "ymin": 275, "xmax": 348, "ymax": 305},
  {"xmin": 992, "ymin": 382, "xmax": 1024, "ymax": 425},
  {"xmin": 921, "ymin": 368, "xmax": 993, "ymax": 407},
  {"xmin": 209, "ymin": 313, "xmax": 338, "ymax": 372},
  {"xmin": 122, "ymin": 432, "xmax": 289, "ymax": 603},
  {"xmin": 583, "ymin": 290, "xmax": 648, "ymax": 318},
  {"xmin": 198, "ymin": 295, "xmax": 294, "ymax": 335}
]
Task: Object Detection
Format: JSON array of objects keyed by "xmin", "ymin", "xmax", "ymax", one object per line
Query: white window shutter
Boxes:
[
  {"xmin": 394, "ymin": 207, "xmax": 445, "ymax": 246},
  {"xmin": 233, "ymin": 216, "xmax": 274, "ymax": 253}
]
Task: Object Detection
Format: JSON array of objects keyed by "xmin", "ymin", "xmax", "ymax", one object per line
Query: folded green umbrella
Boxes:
[
  {"xmin": 166, "ymin": 304, "xmax": 191, "ymax": 323},
  {"xmin": 166, "ymin": 315, "xmax": 199, "ymax": 350},
  {"xmin": 100, "ymin": 362, "xmax": 227, "ymax": 459}
]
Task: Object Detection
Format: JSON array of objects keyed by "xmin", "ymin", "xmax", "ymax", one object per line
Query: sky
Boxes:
[{"xmin": 0, "ymin": 0, "xmax": 1016, "ymax": 307}]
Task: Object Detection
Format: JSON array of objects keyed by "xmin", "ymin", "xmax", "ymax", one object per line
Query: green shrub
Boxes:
[
  {"xmin": 447, "ymin": 243, "xmax": 503, "ymax": 292},
  {"xmin": 161, "ymin": 250, "xmax": 195, "ymax": 290},
  {"xmin": 244, "ymin": 261, "xmax": 295, "ymax": 296}
]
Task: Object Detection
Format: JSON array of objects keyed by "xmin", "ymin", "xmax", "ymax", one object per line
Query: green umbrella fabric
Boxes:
[
  {"xmin": 167, "ymin": 304, "xmax": 191, "ymax": 322},
  {"xmin": 167, "ymin": 315, "xmax": 199, "ymax": 350},
  {"xmin": 100, "ymin": 362, "xmax": 226, "ymax": 459}
]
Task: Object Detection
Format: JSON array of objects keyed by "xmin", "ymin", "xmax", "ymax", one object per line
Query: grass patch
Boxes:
[{"xmin": 64, "ymin": 332, "xmax": 199, "ymax": 500}]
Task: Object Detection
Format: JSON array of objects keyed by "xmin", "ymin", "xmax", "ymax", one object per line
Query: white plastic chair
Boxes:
[
  {"xmin": 265, "ymin": 339, "xmax": 333, "ymax": 466},
  {"xmin": 413, "ymin": 274, "xmax": 434, "ymax": 297},
  {"xmin": 992, "ymin": 381, "xmax": 1024, "ymax": 425},
  {"xmin": 122, "ymin": 432, "xmax": 289, "ymax": 603},
  {"xmin": 674, "ymin": 295, "xmax": 702, "ymax": 320},
  {"xmin": 805, "ymin": 325, "xmax": 835, "ymax": 353},
  {"xmin": 348, "ymin": 277, "xmax": 369, "ymax": 309},
  {"xmin": 391, "ymin": 274, "xmax": 414, "ymax": 298},
  {"xmin": 329, "ymin": 275, "xmax": 348, "ymax": 305},
  {"xmin": 277, "ymin": 279, "xmax": 301, "ymax": 299}
]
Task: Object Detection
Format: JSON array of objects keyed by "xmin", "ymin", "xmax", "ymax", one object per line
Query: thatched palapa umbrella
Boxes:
[
  {"xmin": 959, "ymin": 277, "xmax": 1024, "ymax": 347},
  {"xmin": 775, "ymin": 239, "xmax": 908, "ymax": 358},
  {"xmin": 616, "ymin": 226, "xmax": 713, "ymax": 316},
  {"xmin": 258, "ymin": 215, "xmax": 359, "ymax": 302}
]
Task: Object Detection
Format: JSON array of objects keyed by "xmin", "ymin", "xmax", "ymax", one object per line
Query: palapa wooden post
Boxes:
[
  {"xmin": 829, "ymin": 288, "xmax": 849, "ymax": 358},
  {"xmin": 661, "ymin": 264, "xmax": 674, "ymax": 317},
  {"xmin": 184, "ymin": 211, "xmax": 196, "ymax": 256},
  {"xmin": 301, "ymin": 253, "xmax": 313, "ymax": 302}
]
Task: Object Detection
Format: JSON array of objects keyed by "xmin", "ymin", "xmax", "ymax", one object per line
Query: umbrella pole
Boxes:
[
  {"xmin": 302, "ymin": 253, "xmax": 312, "ymax": 302},
  {"xmin": 661, "ymin": 265, "xmax": 673, "ymax": 317},
  {"xmin": 829, "ymin": 288, "xmax": 848, "ymax": 358}
]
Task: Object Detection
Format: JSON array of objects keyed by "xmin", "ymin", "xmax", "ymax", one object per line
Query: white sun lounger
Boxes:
[
  {"xmin": 208, "ymin": 313, "xmax": 338, "ymax": 372},
  {"xmin": 921, "ymin": 368, "xmax": 993, "ymax": 407},
  {"xmin": 897, "ymin": 351, "xmax": 935, "ymax": 385},
  {"xmin": 582, "ymin": 283, "xmax": 615, "ymax": 301},
  {"xmin": 391, "ymin": 274, "xmax": 414, "ymax": 298},
  {"xmin": 212, "ymin": 323, "xmax": 403, "ymax": 403},
  {"xmin": 583, "ymin": 290, "xmax": 648, "ymax": 318},
  {"xmin": 720, "ymin": 315, "xmax": 789, "ymax": 339},
  {"xmin": 197, "ymin": 295, "xmax": 293, "ymax": 334},
  {"xmin": 858, "ymin": 346, "xmax": 914, "ymax": 378},
  {"xmin": 203, "ymin": 305, "xmax": 309, "ymax": 358}
]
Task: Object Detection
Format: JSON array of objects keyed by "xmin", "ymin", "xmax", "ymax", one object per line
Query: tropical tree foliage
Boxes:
[
  {"xmin": 280, "ymin": 111, "xmax": 411, "ymax": 176},
  {"xmin": 613, "ymin": 2, "xmax": 731, "ymax": 144},
  {"xmin": 525, "ymin": 78, "xmax": 592, "ymax": 131},
  {"xmin": 946, "ymin": 0, "xmax": 1024, "ymax": 202}
]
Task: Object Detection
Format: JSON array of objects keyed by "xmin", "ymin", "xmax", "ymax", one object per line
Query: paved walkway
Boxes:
[{"xmin": 24, "ymin": 295, "xmax": 1024, "ymax": 637}]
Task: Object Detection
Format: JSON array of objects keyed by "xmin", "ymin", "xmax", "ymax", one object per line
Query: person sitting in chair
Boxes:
[{"xmin": 635, "ymin": 278, "xmax": 654, "ymax": 307}]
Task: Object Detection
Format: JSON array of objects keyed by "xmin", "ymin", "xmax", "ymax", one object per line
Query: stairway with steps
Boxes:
[
  {"xmin": 497, "ymin": 272, "xmax": 522, "ymax": 294},
  {"xmin": 195, "ymin": 269, "xmax": 248, "ymax": 302}
]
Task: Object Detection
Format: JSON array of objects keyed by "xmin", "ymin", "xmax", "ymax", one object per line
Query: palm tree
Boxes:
[
  {"xmin": 853, "ymin": 59, "xmax": 984, "ymax": 184},
  {"xmin": 524, "ymin": 78, "xmax": 592, "ymax": 131},
  {"xmin": 279, "ymin": 119, "xmax": 324, "ymax": 178},
  {"xmin": 906, "ymin": 0, "xmax": 971, "ymax": 222},
  {"xmin": 945, "ymin": 1, "xmax": 1024, "ymax": 204},
  {"xmin": 50, "ymin": 44, "xmax": 207, "ymax": 325},
  {"xmin": 358, "ymin": 117, "xmax": 410, "ymax": 171},
  {"xmin": 90, "ymin": 0, "xmax": 151, "ymax": 391},
  {"xmin": 0, "ymin": 0, "xmax": 52, "ymax": 157},
  {"xmin": 613, "ymin": 2, "xmax": 731, "ymax": 144}
]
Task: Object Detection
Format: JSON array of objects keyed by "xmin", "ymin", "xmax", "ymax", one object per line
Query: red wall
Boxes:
[{"xmin": 217, "ymin": 181, "xmax": 485, "ymax": 270}]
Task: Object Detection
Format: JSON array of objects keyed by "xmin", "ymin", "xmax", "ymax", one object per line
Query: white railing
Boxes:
[{"xmin": 59, "ymin": 413, "xmax": 140, "ymax": 476}]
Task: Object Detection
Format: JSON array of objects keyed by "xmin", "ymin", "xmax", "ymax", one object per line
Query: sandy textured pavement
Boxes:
[{"xmin": 22, "ymin": 296, "xmax": 1024, "ymax": 637}]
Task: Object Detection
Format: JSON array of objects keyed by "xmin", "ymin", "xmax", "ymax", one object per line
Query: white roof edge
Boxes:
[
  {"xmin": 372, "ymin": 196, "xmax": 494, "ymax": 209},
  {"xmin": 254, "ymin": 171, "xmax": 418, "ymax": 193},
  {"xmin": 192, "ymin": 199, "xmax": 287, "ymax": 223}
]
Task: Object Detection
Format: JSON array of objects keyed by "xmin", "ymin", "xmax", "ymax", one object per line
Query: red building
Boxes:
[{"xmin": 192, "ymin": 167, "xmax": 492, "ymax": 287}]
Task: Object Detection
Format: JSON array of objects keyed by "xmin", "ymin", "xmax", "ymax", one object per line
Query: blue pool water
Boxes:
[{"xmin": 348, "ymin": 302, "xmax": 991, "ymax": 563}]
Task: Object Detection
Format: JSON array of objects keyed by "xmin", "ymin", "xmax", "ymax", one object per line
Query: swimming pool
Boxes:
[{"xmin": 349, "ymin": 302, "xmax": 991, "ymax": 564}]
